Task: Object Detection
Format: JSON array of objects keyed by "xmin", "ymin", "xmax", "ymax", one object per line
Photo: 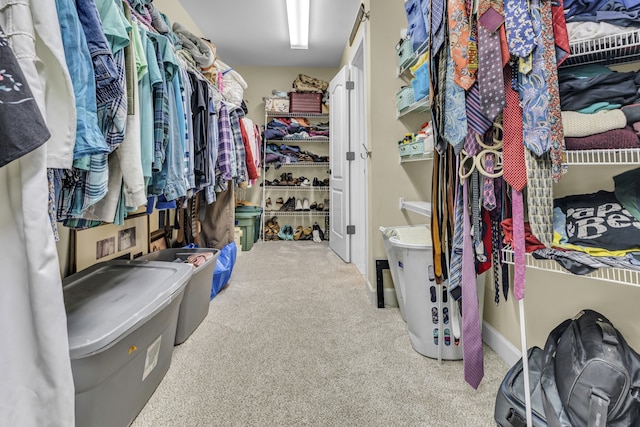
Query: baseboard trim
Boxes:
[{"xmin": 483, "ymin": 321, "xmax": 521, "ymax": 366}]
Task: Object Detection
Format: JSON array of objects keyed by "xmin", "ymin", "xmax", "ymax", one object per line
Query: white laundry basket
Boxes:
[{"xmin": 381, "ymin": 225, "xmax": 463, "ymax": 360}]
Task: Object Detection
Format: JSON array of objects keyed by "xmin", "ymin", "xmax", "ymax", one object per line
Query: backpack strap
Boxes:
[
  {"xmin": 541, "ymin": 319, "xmax": 574, "ymax": 427},
  {"xmin": 588, "ymin": 389, "xmax": 610, "ymax": 427}
]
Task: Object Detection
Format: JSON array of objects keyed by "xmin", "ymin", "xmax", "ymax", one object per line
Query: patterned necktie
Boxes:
[
  {"xmin": 483, "ymin": 152, "xmax": 496, "ymax": 210},
  {"xmin": 512, "ymin": 188, "xmax": 526, "ymax": 300},
  {"xmin": 462, "ymin": 178, "xmax": 484, "ymax": 389},
  {"xmin": 477, "ymin": 8, "xmax": 506, "ymax": 121},
  {"xmin": 502, "ymin": 65, "xmax": 527, "ymax": 191},
  {"xmin": 552, "ymin": 0, "xmax": 570, "ymax": 66},
  {"xmin": 504, "ymin": 0, "xmax": 535, "ymax": 57},
  {"xmin": 444, "ymin": 51, "xmax": 468, "ymax": 152},
  {"xmin": 447, "ymin": 0, "xmax": 476, "ymax": 89},
  {"xmin": 540, "ymin": 0, "xmax": 566, "ymax": 182},
  {"xmin": 465, "ymin": 83, "xmax": 493, "ymax": 156},
  {"xmin": 520, "ymin": 0, "xmax": 550, "ymax": 156},
  {"xmin": 449, "ymin": 166, "xmax": 465, "ymax": 299},
  {"xmin": 432, "ymin": 0, "xmax": 447, "ymax": 55}
]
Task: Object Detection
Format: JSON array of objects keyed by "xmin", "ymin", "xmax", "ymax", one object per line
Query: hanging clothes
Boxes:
[{"xmin": 0, "ymin": 2, "xmax": 75, "ymax": 425}]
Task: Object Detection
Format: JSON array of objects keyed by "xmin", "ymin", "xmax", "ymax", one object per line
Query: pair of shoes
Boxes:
[
  {"xmin": 294, "ymin": 198, "xmax": 311, "ymax": 211},
  {"xmin": 312, "ymin": 222, "xmax": 324, "ymax": 243},
  {"xmin": 264, "ymin": 217, "xmax": 280, "ymax": 240},
  {"xmin": 298, "ymin": 226, "xmax": 313, "ymax": 240},
  {"xmin": 280, "ymin": 197, "xmax": 296, "ymax": 211},
  {"xmin": 278, "ymin": 224, "xmax": 295, "ymax": 240}
]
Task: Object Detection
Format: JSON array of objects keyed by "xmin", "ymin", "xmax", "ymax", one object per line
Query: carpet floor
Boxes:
[{"xmin": 131, "ymin": 241, "xmax": 508, "ymax": 426}]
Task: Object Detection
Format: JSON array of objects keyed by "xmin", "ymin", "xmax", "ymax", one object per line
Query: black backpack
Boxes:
[{"xmin": 542, "ymin": 309, "xmax": 640, "ymax": 427}]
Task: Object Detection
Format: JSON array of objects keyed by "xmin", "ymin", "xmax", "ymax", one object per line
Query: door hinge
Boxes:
[
  {"xmin": 346, "ymin": 151, "xmax": 356, "ymax": 161},
  {"xmin": 347, "ymin": 225, "xmax": 356, "ymax": 235},
  {"xmin": 346, "ymin": 81, "xmax": 355, "ymax": 90}
]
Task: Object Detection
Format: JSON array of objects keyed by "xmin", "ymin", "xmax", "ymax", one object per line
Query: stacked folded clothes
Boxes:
[{"xmin": 264, "ymin": 117, "xmax": 330, "ymax": 141}]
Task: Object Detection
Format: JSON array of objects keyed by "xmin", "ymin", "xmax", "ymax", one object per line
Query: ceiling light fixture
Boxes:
[{"xmin": 286, "ymin": 0, "xmax": 310, "ymax": 49}]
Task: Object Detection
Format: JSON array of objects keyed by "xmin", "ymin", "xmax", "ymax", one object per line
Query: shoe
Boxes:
[
  {"xmin": 302, "ymin": 198, "xmax": 310, "ymax": 211},
  {"xmin": 282, "ymin": 197, "xmax": 296, "ymax": 211},
  {"xmin": 265, "ymin": 197, "xmax": 272, "ymax": 209},
  {"xmin": 309, "ymin": 201, "xmax": 317, "ymax": 210},
  {"xmin": 313, "ymin": 177, "xmax": 320, "ymax": 187},
  {"xmin": 278, "ymin": 226, "xmax": 288, "ymax": 240},
  {"xmin": 295, "ymin": 199, "xmax": 303, "ymax": 211},
  {"xmin": 286, "ymin": 225, "xmax": 295, "ymax": 241},
  {"xmin": 312, "ymin": 229, "xmax": 321, "ymax": 243},
  {"xmin": 276, "ymin": 197, "xmax": 284, "ymax": 209},
  {"xmin": 323, "ymin": 198, "xmax": 329, "ymax": 211},
  {"xmin": 313, "ymin": 222, "xmax": 325, "ymax": 241},
  {"xmin": 293, "ymin": 226, "xmax": 303, "ymax": 241},
  {"xmin": 300, "ymin": 178, "xmax": 310, "ymax": 187},
  {"xmin": 302, "ymin": 226, "xmax": 313, "ymax": 240},
  {"xmin": 317, "ymin": 202, "xmax": 324, "ymax": 211}
]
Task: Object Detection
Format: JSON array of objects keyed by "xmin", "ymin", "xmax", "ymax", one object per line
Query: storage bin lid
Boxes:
[
  {"xmin": 63, "ymin": 260, "xmax": 193, "ymax": 359},
  {"xmin": 388, "ymin": 225, "xmax": 432, "ymax": 248}
]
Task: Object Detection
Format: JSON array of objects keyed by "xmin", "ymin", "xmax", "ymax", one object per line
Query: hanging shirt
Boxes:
[
  {"xmin": 55, "ymin": 0, "xmax": 109, "ymax": 162},
  {"xmin": 138, "ymin": 26, "xmax": 162, "ymax": 181}
]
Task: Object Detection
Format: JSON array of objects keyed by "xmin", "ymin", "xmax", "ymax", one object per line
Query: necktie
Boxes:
[
  {"xmin": 432, "ymin": 0, "xmax": 446, "ymax": 55},
  {"xmin": 483, "ymin": 153, "xmax": 496, "ymax": 210},
  {"xmin": 477, "ymin": 8, "xmax": 506, "ymax": 121},
  {"xmin": 512, "ymin": 188, "xmax": 526, "ymax": 300},
  {"xmin": 462, "ymin": 178, "xmax": 484, "ymax": 389},
  {"xmin": 524, "ymin": 149, "xmax": 554, "ymax": 247},
  {"xmin": 465, "ymin": 83, "xmax": 493, "ymax": 156},
  {"xmin": 551, "ymin": 0, "xmax": 570, "ymax": 66},
  {"xmin": 502, "ymin": 65, "xmax": 527, "ymax": 192},
  {"xmin": 449, "ymin": 163, "xmax": 464, "ymax": 299},
  {"xmin": 520, "ymin": 0, "xmax": 551, "ymax": 156},
  {"xmin": 540, "ymin": 0, "xmax": 567, "ymax": 182},
  {"xmin": 444, "ymin": 51, "xmax": 468, "ymax": 152},
  {"xmin": 447, "ymin": 0, "xmax": 476, "ymax": 89},
  {"xmin": 504, "ymin": 0, "xmax": 535, "ymax": 57}
]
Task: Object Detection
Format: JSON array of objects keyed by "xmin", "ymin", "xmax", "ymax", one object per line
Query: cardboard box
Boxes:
[{"xmin": 289, "ymin": 92, "xmax": 322, "ymax": 113}]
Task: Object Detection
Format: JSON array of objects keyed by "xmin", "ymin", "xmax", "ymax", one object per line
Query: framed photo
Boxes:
[
  {"xmin": 149, "ymin": 229, "xmax": 168, "ymax": 253},
  {"xmin": 73, "ymin": 214, "xmax": 149, "ymax": 272}
]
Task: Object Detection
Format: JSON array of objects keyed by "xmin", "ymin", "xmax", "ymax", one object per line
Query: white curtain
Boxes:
[{"xmin": 0, "ymin": 2, "xmax": 76, "ymax": 426}]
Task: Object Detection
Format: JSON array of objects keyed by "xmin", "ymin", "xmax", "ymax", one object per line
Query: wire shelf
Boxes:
[
  {"xmin": 263, "ymin": 210, "xmax": 329, "ymax": 217},
  {"xmin": 266, "ymin": 112, "xmax": 329, "ymax": 119},
  {"xmin": 562, "ymin": 29, "xmax": 640, "ymax": 68},
  {"xmin": 263, "ymin": 186, "xmax": 329, "ymax": 191},
  {"xmin": 501, "ymin": 246, "xmax": 640, "ymax": 288},
  {"xmin": 400, "ymin": 152, "xmax": 434, "ymax": 163},
  {"xmin": 265, "ymin": 162, "xmax": 330, "ymax": 168},
  {"xmin": 396, "ymin": 97, "xmax": 430, "ymax": 118},
  {"xmin": 265, "ymin": 138, "xmax": 329, "ymax": 143},
  {"xmin": 396, "ymin": 39, "xmax": 429, "ymax": 76},
  {"xmin": 565, "ymin": 148, "xmax": 640, "ymax": 165}
]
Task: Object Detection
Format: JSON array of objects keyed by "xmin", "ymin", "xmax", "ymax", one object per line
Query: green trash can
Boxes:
[{"xmin": 235, "ymin": 206, "xmax": 262, "ymax": 251}]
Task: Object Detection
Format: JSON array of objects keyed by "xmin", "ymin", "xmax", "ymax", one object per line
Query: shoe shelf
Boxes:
[
  {"xmin": 263, "ymin": 210, "xmax": 329, "ymax": 217},
  {"xmin": 560, "ymin": 28, "xmax": 640, "ymax": 68},
  {"xmin": 265, "ymin": 138, "xmax": 329, "ymax": 143},
  {"xmin": 565, "ymin": 148, "xmax": 640, "ymax": 165},
  {"xmin": 266, "ymin": 162, "xmax": 330, "ymax": 168},
  {"xmin": 501, "ymin": 245, "xmax": 640, "ymax": 288},
  {"xmin": 264, "ymin": 185, "xmax": 329, "ymax": 191},
  {"xmin": 266, "ymin": 112, "xmax": 329, "ymax": 119}
]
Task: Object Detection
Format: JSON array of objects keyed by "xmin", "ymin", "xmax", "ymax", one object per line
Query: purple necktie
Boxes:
[
  {"xmin": 513, "ymin": 188, "xmax": 526, "ymax": 300},
  {"xmin": 462, "ymin": 178, "xmax": 484, "ymax": 389}
]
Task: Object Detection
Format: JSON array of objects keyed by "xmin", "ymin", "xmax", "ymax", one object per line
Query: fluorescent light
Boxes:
[{"xmin": 286, "ymin": 0, "xmax": 309, "ymax": 49}]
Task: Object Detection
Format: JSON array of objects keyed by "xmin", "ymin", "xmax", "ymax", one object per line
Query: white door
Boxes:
[{"xmin": 329, "ymin": 66, "xmax": 351, "ymax": 262}]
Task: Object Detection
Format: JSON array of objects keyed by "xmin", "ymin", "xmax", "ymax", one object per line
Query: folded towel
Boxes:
[{"xmin": 561, "ymin": 109, "xmax": 627, "ymax": 137}]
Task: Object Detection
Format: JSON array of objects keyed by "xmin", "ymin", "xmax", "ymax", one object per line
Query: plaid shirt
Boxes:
[
  {"xmin": 96, "ymin": 49, "xmax": 127, "ymax": 151},
  {"xmin": 150, "ymin": 35, "xmax": 170, "ymax": 173},
  {"xmin": 229, "ymin": 107, "xmax": 248, "ymax": 184},
  {"xmin": 215, "ymin": 102, "xmax": 234, "ymax": 188}
]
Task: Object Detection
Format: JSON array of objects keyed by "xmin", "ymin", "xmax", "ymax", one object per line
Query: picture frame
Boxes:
[
  {"xmin": 73, "ymin": 214, "xmax": 149, "ymax": 272},
  {"xmin": 149, "ymin": 229, "xmax": 168, "ymax": 253}
]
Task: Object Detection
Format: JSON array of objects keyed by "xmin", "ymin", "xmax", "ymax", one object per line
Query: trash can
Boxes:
[
  {"xmin": 235, "ymin": 205, "xmax": 262, "ymax": 250},
  {"xmin": 381, "ymin": 224, "xmax": 463, "ymax": 361},
  {"xmin": 63, "ymin": 260, "xmax": 192, "ymax": 427},
  {"xmin": 139, "ymin": 248, "xmax": 219, "ymax": 345}
]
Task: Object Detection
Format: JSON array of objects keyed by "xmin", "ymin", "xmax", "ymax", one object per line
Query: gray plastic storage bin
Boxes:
[
  {"xmin": 63, "ymin": 260, "xmax": 192, "ymax": 427},
  {"xmin": 140, "ymin": 248, "xmax": 219, "ymax": 344}
]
